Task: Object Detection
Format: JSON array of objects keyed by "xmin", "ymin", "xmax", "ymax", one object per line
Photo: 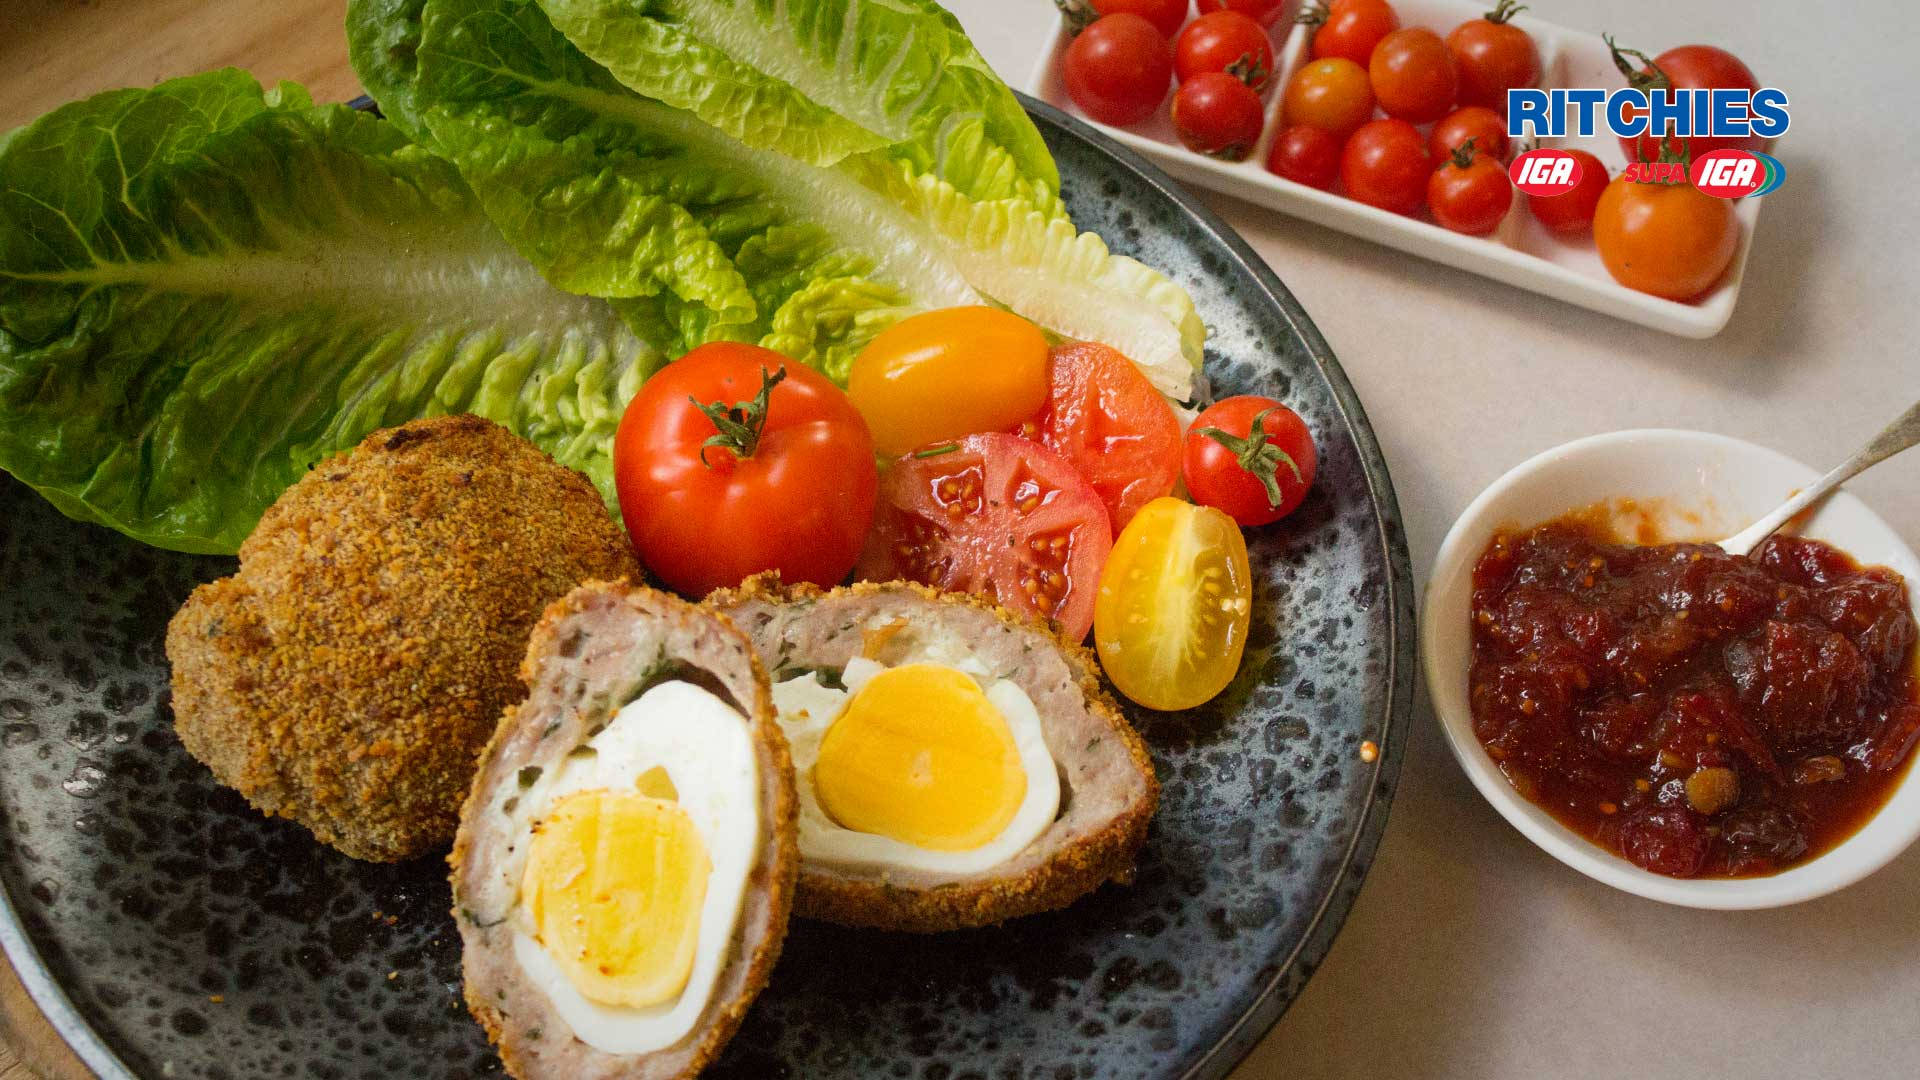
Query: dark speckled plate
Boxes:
[{"xmin": 0, "ymin": 96, "xmax": 1412, "ymax": 1080}]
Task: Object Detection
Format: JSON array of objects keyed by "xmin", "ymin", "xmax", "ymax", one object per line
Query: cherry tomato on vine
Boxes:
[
  {"xmin": 1303, "ymin": 0, "xmax": 1400, "ymax": 66},
  {"xmin": 1183, "ymin": 396, "xmax": 1317, "ymax": 526},
  {"xmin": 1195, "ymin": 0, "xmax": 1287, "ymax": 28},
  {"xmin": 1265, "ymin": 124, "xmax": 1342, "ymax": 189},
  {"xmin": 1593, "ymin": 175, "xmax": 1739, "ymax": 300},
  {"xmin": 1018, "ymin": 342, "xmax": 1182, "ymax": 532},
  {"xmin": 1369, "ymin": 27, "xmax": 1458, "ymax": 124},
  {"xmin": 1063, "ymin": 13, "xmax": 1173, "ymax": 126},
  {"xmin": 1282, "ymin": 57, "xmax": 1374, "ymax": 139},
  {"xmin": 848, "ymin": 307, "xmax": 1049, "ymax": 457},
  {"xmin": 1172, "ymin": 72, "xmax": 1265, "ymax": 159},
  {"xmin": 1176, "ymin": 11, "xmax": 1276, "ymax": 89},
  {"xmin": 1525, "ymin": 148, "xmax": 1607, "ymax": 234},
  {"xmin": 1445, "ymin": 0, "xmax": 1540, "ymax": 111},
  {"xmin": 1608, "ymin": 39, "xmax": 1761, "ymax": 162},
  {"xmin": 1429, "ymin": 105, "xmax": 1508, "ymax": 165},
  {"xmin": 1341, "ymin": 117, "xmax": 1428, "ymax": 214},
  {"xmin": 856, "ymin": 433, "xmax": 1112, "ymax": 640},
  {"xmin": 614, "ymin": 343, "xmax": 877, "ymax": 596},
  {"xmin": 1087, "ymin": 0, "xmax": 1191, "ymax": 38},
  {"xmin": 1429, "ymin": 141, "xmax": 1513, "ymax": 234},
  {"xmin": 1094, "ymin": 498, "xmax": 1252, "ymax": 711}
]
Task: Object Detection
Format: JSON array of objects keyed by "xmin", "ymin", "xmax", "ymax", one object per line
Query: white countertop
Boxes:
[{"xmin": 950, "ymin": 2, "xmax": 1920, "ymax": 1076}]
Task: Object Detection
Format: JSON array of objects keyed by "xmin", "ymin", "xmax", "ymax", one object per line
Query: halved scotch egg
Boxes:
[
  {"xmin": 451, "ymin": 582, "xmax": 797, "ymax": 1080},
  {"xmin": 706, "ymin": 575, "xmax": 1159, "ymax": 932}
]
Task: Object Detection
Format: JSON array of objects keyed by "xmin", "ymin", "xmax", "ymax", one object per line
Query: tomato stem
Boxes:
[
  {"xmin": 1604, "ymin": 33, "xmax": 1671, "ymax": 96},
  {"xmin": 1484, "ymin": 0, "xmax": 1526, "ymax": 25},
  {"xmin": 1294, "ymin": 2, "xmax": 1329, "ymax": 29},
  {"xmin": 1225, "ymin": 51, "xmax": 1270, "ymax": 89},
  {"xmin": 692, "ymin": 366, "xmax": 785, "ymax": 467},
  {"xmin": 1053, "ymin": 0, "xmax": 1095, "ymax": 35},
  {"xmin": 1448, "ymin": 137, "xmax": 1480, "ymax": 171},
  {"xmin": 1199, "ymin": 408, "xmax": 1304, "ymax": 510}
]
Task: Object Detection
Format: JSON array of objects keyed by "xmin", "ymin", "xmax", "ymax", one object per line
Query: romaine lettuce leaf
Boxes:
[
  {"xmin": 351, "ymin": 0, "xmax": 1203, "ymax": 398},
  {"xmin": 534, "ymin": 0, "xmax": 1060, "ymax": 209},
  {"xmin": 0, "ymin": 70, "xmax": 659, "ymax": 553},
  {"xmin": 351, "ymin": 0, "xmax": 982, "ymax": 377}
]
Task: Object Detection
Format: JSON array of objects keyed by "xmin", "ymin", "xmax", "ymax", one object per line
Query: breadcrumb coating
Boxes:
[
  {"xmin": 705, "ymin": 574, "xmax": 1160, "ymax": 932},
  {"xmin": 165, "ymin": 415, "xmax": 640, "ymax": 862}
]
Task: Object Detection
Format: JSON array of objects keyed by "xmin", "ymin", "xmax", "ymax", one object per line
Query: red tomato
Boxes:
[
  {"xmin": 1265, "ymin": 124, "xmax": 1342, "ymax": 189},
  {"xmin": 855, "ymin": 433, "xmax": 1113, "ymax": 640},
  {"xmin": 1341, "ymin": 117, "xmax": 1428, "ymax": 214},
  {"xmin": 1429, "ymin": 105, "xmax": 1509, "ymax": 165},
  {"xmin": 1019, "ymin": 342, "xmax": 1182, "ymax": 532},
  {"xmin": 614, "ymin": 343, "xmax": 878, "ymax": 596},
  {"xmin": 1610, "ymin": 40, "xmax": 1762, "ymax": 162},
  {"xmin": 1063, "ymin": 14, "xmax": 1174, "ymax": 126},
  {"xmin": 1526, "ymin": 148, "xmax": 1608, "ymax": 234},
  {"xmin": 1306, "ymin": 0, "xmax": 1400, "ymax": 66},
  {"xmin": 1428, "ymin": 145, "xmax": 1513, "ymax": 234},
  {"xmin": 1184, "ymin": 397, "xmax": 1317, "ymax": 526},
  {"xmin": 1195, "ymin": 0, "xmax": 1286, "ymax": 27},
  {"xmin": 1172, "ymin": 72, "xmax": 1265, "ymax": 159},
  {"xmin": 1369, "ymin": 27, "xmax": 1457, "ymax": 124},
  {"xmin": 1089, "ymin": 0, "xmax": 1191, "ymax": 38},
  {"xmin": 1175, "ymin": 11, "xmax": 1276, "ymax": 89},
  {"xmin": 1282, "ymin": 57, "xmax": 1375, "ymax": 139},
  {"xmin": 1593, "ymin": 176, "xmax": 1739, "ymax": 300},
  {"xmin": 1445, "ymin": 0, "xmax": 1540, "ymax": 111}
]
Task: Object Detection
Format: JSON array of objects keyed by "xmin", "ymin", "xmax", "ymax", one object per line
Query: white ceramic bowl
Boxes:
[{"xmin": 1423, "ymin": 429, "xmax": 1920, "ymax": 908}]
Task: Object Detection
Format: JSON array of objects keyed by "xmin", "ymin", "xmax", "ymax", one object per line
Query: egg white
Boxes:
[
  {"xmin": 771, "ymin": 654, "xmax": 1059, "ymax": 877},
  {"xmin": 509, "ymin": 679, "xmax": 761, "ymax": 1055}
]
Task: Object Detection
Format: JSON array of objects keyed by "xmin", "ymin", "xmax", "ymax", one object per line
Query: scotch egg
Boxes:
[
  {"xmin": 451, "ymin": 583, "xmax": 797, "ymax": 1080},
  {"xmin": 706, "ymin": 575, "xmax": 1159, "ymax": 932}
]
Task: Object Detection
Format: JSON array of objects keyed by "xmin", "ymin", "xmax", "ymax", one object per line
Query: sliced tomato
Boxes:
[
  {"xmin": 1018, "ymin": 342, "xmax": 1181, "ymax": 533},
  {"xmin": 1094, "ymin": 497, "xmax": 1253, "ymax": 711},
  {"xmin": 855, "ymin": 433, "xmax": 1113, "ymax": 640}
]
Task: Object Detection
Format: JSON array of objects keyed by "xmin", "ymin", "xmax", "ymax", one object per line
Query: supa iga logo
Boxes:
[{"xmin": 1690, "ymin": 149, "xmax": 1786, "ymax": 198}]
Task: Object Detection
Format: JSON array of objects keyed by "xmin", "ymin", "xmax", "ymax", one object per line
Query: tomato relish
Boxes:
[{"xmin": 1468, "ymin": 507, "xmax": 1920, "ymax": 879}]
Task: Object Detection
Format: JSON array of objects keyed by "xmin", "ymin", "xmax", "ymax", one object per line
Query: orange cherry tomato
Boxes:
[
  {"xmin": 1282, "ymin": 57, "xmax": 1375, "ymax": 139},
  {"xmin": 1592, "ymin": 177, "xmax": 1739, "ymax": 300},
  {"xmin": 848, "ymin": 307, "xmax": 1049, "ymax": 457}
]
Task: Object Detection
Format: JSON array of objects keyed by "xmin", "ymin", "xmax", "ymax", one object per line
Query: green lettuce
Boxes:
[
  {"xmin": 350, "ymin": 0, "xmax": 979, "ymax": 379},
  {"xmin": 350, "ymin": 0, "xmax": 1204, "ymax": 398},
  {"xmin": 534, "ymin": 0, "xmax": 1061, "ymax": 208},
  {"xmin": 0, "ymin": 70, "xmax": 659, "ymax": 553}
]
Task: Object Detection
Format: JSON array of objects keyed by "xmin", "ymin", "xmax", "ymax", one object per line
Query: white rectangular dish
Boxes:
[{"xmin": 1023, "ymin": 0, "xmax": 1764, "ymax": 337}]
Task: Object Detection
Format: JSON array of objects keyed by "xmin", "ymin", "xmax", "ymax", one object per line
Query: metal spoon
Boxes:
[{"xmin": 1719, "ymin": 398, "xmax": 1920, "ymax": 557}]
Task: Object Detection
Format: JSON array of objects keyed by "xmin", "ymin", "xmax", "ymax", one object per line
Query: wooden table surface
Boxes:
[{"xmin": 0, "ymin": 2, "xmax": 362, "ymax": 1076}]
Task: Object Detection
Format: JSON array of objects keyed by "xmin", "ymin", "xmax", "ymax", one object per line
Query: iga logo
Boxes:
[
  {"xmin": 1509, "ymin": 149, "xmax": 1584, "ymax": 196},
  {"xmin": 1690, "ymin": 149, "xmax": 1784, "ymax": 198}
]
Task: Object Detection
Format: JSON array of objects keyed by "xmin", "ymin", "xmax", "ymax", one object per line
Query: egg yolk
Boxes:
[
  {"xmin": 813, "ymin": 664, "xmax": 1026, "ymax": 851},
  {"xmin": 521, "ymin": 788, "xmax": 709, "ymax": 1009}
]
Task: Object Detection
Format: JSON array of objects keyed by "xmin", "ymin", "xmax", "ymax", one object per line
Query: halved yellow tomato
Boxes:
[
  {"xmin": 1094, "ymin": 498, "xmax": 1252, "ymax": 711},
  {"xmin": 847, "ymin": 307, "xmax": 1048, "ymax": 456}
]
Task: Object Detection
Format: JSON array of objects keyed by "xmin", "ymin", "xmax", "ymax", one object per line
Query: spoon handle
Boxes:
[{"xmin": 1719, "ymin": 397, "xmax": 1920, "ymax": 557}]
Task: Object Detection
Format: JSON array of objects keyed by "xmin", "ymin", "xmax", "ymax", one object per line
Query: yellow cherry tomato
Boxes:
[
  {"xmin": 1094, "ymin": 498, "xmax": 1252, "ymax": 711},
  {"xmin": 847, "ymin": 307, "xmax": 1049, "ymax": 456}
]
